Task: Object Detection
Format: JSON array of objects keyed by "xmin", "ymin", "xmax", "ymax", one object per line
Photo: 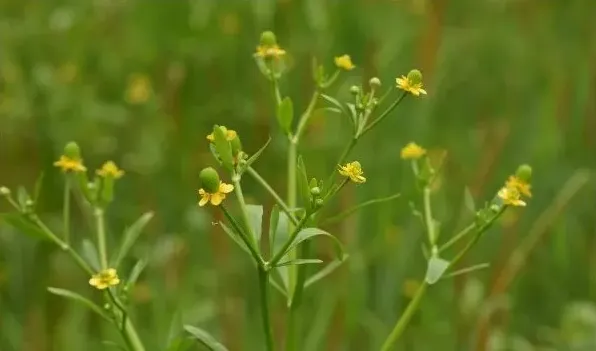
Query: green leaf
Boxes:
[
  {"xmin": 33, "ymin": 172, "xmax": 45, "ymax": 207},
  {"xmin": 443, "ymin": 263, "xmax": 490, "ymax": 280},
  {"xmin": 245, "ymin": 137, "xmax": 271, "ymax": 169},
  {"xmin": 274, "ymin": 259, "xmax": 323, "ymax": 267},
  {"xmin": 219, "ymin": 221, "xmax": 250, "ymax": 255},
  {"xmin": 111, "ymin": 212, "xmax": 154, "ymax": 268},
  {"xmin": 246, "ymin": 204, "xmax": 263, "ymax": 244},
  {"xmin": 269, "ymin": 274, "xmax": 287, "ymax": 298},
  {"xmin": 101, "ymin": 341, "xmax": 127, "ymax": 350},
  {"xmin": 304, "ymin": 258, "xmax": 348, "ymax": 289},
  {"xmin": 425, "ymin": 256, "xmax": 451, "ymax": 285},
  {"xmin": 16, "ymin": 186, "xmax": 30, "ymax": 209},
  {"xmin": 282, "ymin": 228, "xmax": 344, "ymax": 260},
  {"xmin": 81, "ymin": 239, "xmax": 100, "ymax": 271},
  {"xmin": 213, "ymin": 125, "xmax": 234, "ymax": 171},
  {"xmin": 183, "ymin": 325, "xmax": 229, "ymax": 351},
  {"xmin": 268, "ymin": 205, "xmax": 280, "ymax": 257},
  {"xmin": 297, "ymin": 156, "xmax": 311, "ymax": 212},
  {"xmin": 0, "ymin": 213, "xmax": 49, "ymax": 240},
  {"xmin": 165, "ymin": 336, "xmax": 193, "ymax": 351},
  {"xmin": 276, "ymin": 97, "xmax": 294, "ymax": 134},
  {"xmin": 47, "ymin": 287, "xmax": 111, "ymax": 322},
  {"xmin": 464, "ymin": 187, "xmax": 476, "ymax": 214},
  {"xmin": 321, "ymin": 94, "xmax": 347, "ymax": 115},
  {"xmin": 126, "ymin": 258, "xmax": 147, "ymax": 288},
  {"xmin": 271, "ymin": 212, "xmax": 291, "ymax": 291}
]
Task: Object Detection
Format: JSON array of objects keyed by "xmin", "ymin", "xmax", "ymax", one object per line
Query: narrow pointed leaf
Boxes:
[
  {"xmin": 245, "ymin": 137, "xmax": 271, "ymax": 168},
  {"xmin": 282, "ymin": 228, "xmax": 344, "ymax": 260},
  {"xmin": 246, "ymin": 205, "xmax": 263, "ymax": 244},
  {"xmin": 274, "ymin": 259, "xmax": 323, "ymax": 267},
  {"xmin": 269, "ymin": 275, "xmax": 287, "ymax": 298},
  {"xmin": 276, "ymin": 97, "xmax": 294, "ymax": 134},
  {"xmin": 268, "ymin": 205, "xmax": 280, "ymax": 257},
  {"xmin": 464, "ymin": 187, "xmax": 476, "ymax": 214},
  {"xmin": 81, "ymin": 239, "xmax": 100, "ymax": 271},
  {"xmin": 296, "ymin": 156, "xmax": 311, "ymax": 212},
  {"xmin": 219, "ymin": 222, "xmax": 250, "ymax": 255},
  {"xmin": 16, "ymin": 186, "xmax": 30, "ymax": 209},
  {"xmin": 183, "ymin": 325, "xmax": 229, "ymax": 351},
  {"xmin": 33, "ymin": 172, "xmax": 45, "ymax": 207},
  {"xmin": 126, "ymin": 258, "xmax": 147, "ymax": 288},
  {"xmin": 320, "ymin": 94, "xmax": 347, "ymax": 115},
  {"xmin": 47, "ymin": 287, "xmax": 111, "ymax": 322},
  {"xmin": 443, "ymin": 263, "xmax": 490, "ymax": 280},
  {"xmin": 304, "ymin": 258, "xmax": 348, "ymax": 289},
  {"xmin": 425, "ymin": 256, "xmax": 451, "ymax": 285},
  {"xmin": 111, "ymin": 212, "xmax": 154, "ymax": 267}
]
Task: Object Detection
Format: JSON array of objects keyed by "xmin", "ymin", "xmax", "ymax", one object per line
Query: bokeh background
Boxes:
[{"xmin": 1, "ymin": 0, "xmax": 596, "ymax": 350}]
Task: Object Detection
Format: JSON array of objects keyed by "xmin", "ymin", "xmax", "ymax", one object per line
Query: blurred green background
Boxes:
[{"xmin": 1, "ymin": 0, "xmax": 596, "ymax": 350}]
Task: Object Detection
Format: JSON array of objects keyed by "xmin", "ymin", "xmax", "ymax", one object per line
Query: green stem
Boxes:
[
  {"xmin": 30, "ymin": 215, "xmax": 93, "ymax": 275},
  {"xmin": 258, "ymin": 266, "xmax": 275, "ymax": 351},
  {"xmin": 379, "ymin": 282, "xmax": 428, "ymax": 351},
  {"xmin": 221, "ymin": 204, "xmax": 263, "ymax": 266},
  {"xmin": 361, "ymin": 92, "xmax": 407, "ymax": 136},
  {"xmin": 423, "ymin": 187, "xmax": 437, "ymax": 247},
  {"xmin": 269, "ymin": 214, "xmax": 310, "ymax": 267},
  {"xmin": 272, "ymin": 77, "xmax": 282, "ymax": 106},
  {"xmin": 232, "ymin": 174, "xmax": 260, "ymax": 249},
  {"xmin": 320, "ymin": 193, "xmax": 401, "ymax": 226},
  {"xmin": 94, "ymin": 207, "xmax": 108, "ymax": 269},
  {"xmin": 294, "ymin": 91, "xmax": 320, "ymax": 141},
  {"xmin": 63, "ymin": 177, "xmax": 71, "ymax": 244},
  {"xmin": 247, "ymin": 167, "xmax": 298, "ymax": 226},
  {"xmin": 438, "ymin": 223, "xmax": 476, "ymax": 253}
]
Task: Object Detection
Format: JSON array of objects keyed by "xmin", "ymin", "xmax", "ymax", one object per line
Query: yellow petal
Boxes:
[
  {"xmin": 219, "ymin": 182, "xmax": 234, "ymax": 194},
  {"xmin": 418, "ymin": 88, "xmax": 427, "ymax": 95},
  {"xmin": 210, "ymin": 192, "xmax": 224, "ymax": 206},
  {"xmin": 198, "ymin": 195, "xmax": 210, "ymax": 207}
]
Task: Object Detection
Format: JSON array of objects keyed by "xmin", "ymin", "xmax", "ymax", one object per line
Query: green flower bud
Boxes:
[
  {"xmin": 309, "ymin": 178, "xmax": 318, "ymax": 189},
  {"xmin": 369, "ymin": 77, "xmax": 381, "ymax": 88},
  {"xmin": 407, "ymin": 69, "xmax": 423, "ymax": 85},
  {"xmin": 260, "ymin": 31, "xmax": 277, "ymax": 46},
  {"xmin": 199, "ymin": 167, "xmax": 220, "ymax": 193},
  {"xmin": 515, "ymin": 164, "xmax": 532, "ymax": 182},
  {"xmin": 349, "ymin": 85, "xmax": 360, "ymax": 95},
  {"xmin": 64, "ymin": 141, "xmax": 81, "ymax": 160},
  {"xmin": 230, "ymin": 134, "xmax": 242, "ymax": 157},
  {"xmin": 315, "ymin": 198, "xmax": 324, "ymax": 207},
  {"xmin": 310, "ymin": 187, "xmax": 321, "ymax": 196},
  {"xmin": 104, "ymin": 303, "xmax": 111, "ymax": 310},
  {"xmin": 0, "ymin": 186, "xmax": 10, "ymax": 196}
]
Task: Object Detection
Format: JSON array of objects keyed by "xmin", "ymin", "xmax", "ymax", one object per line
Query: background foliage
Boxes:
[{"xmin": 1, "ymin": 0, "xmax": 596, "ymax": 350}]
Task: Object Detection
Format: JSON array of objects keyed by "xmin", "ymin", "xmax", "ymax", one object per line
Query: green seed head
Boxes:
[
  {"xmin": 406, "ymin": 69, "xmax": 423, "ymax": 85},
  {"xmin": 369, "ymin": 77, "xmax": 381, "ymax": 88},
  {"xmin": 315, "ymin": 198, "xmax": 324, "ymax": 207},
  {"xmin": 349, "ymin": 85, "xmax": 360, "ymax": 95},
  {"xmin": 64, "ymin": 141, "xmax": 81, "ymax": 160},
  {"xmin": 0, "ymin": 186, "xmax": 10, "ymax": 196},
  {"xmin": 310, "ymin": 187, "xmax": 321, "ymax": 196},
  {"xmin": 199, "ymin": 167, "xmax": 221, "ymax": 193},
  {"xmin": 260, "ymin": 31, "xmax": 277, "ymax": 46},
  {"xmin": 515, "ymin": 164, "xmax": 532, "ymax": 182}
]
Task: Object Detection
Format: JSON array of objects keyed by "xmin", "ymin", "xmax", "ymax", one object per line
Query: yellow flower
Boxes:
[
  {"xmin": 338, "ymin": 161, "xmax": 366, "ymax": 184},
  {"xmin": 334, "ymin": 54, "xmax": 355, "ymax": 71},
  {"xmin": 198, "ymin": 181, "xmax": 234, "ymax": 206},
  {"xmin": 497, "ymin": 186, "xmax": 526, "ymax": 207},
  {"xmin": 505, "ymin": 176, "xmax": 531, "ymax": 198},
  {"xmin": 54, "ymin": 155, "xmax": 87, "ymax": 173},
  {"xmin": 206, "ymin": 127, "xmax": 237, "ymax": 142},
  {"xmin": 125, "ymin": 74, "xmax": 152, "ymax": 104},
  {"xmin": 400, "ymin": 142, "xmax": 427, "ymax": 160},
  {"xmin": 89, "ymin": 268, "xmax": 121, "ymax": 290},
  {"xmin": 97, "ymin": 161, "xmax": 124, "ymax": 179},
  {"xmin": 255, "ymin": 45, "xmax": 287, "ymax": 59},
  {"xmin": 396, "ymin": 75, "xmax": 427, "ymax": 96}
]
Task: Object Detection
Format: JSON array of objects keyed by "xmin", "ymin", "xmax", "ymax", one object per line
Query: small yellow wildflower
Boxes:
[
  {"xmin": 89, "ymin": 268, "xmax": 121, "ymax": 290},
  {"xmin": 396, "ymin": 70, "xmax": 427, "ymax": 96},
  {"xmin": 198, "ymin": 181, "xmax": 234, "ymax": 206},
  {"xmin": 206, "ymin": 127, "xmax": 237, "ymax": 142},
  {"xmin": 338, "ymin": 161, "xmax": 366, "ymax": 184},
  {"xmin": 125, "ymin": 74, "xmax": 152, "ymax": 104},
  {"xmin": 505, "ymin": 176, "xmax": 531, "ymax": 198},
  {"xmin": 497, "ymin": 186, "xmax": 526, "ymax": 207},
  {"xmin": 400, "ymin": 142, "xmax": 427, "ymax": 160},
  {"xmin": 334, "ymin": 55, "xmax": 355, "ymax": 71},
  {"xmin": 97, "ymin": 161, "xmax": 124, "ymax": 179},
  {"xmin": 53, "ymin": 155, "xmax": 87, "ymax": 173},
  {"xmin": 255, "ymin": 45, "xmax": 287, "ymax": 59}
]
